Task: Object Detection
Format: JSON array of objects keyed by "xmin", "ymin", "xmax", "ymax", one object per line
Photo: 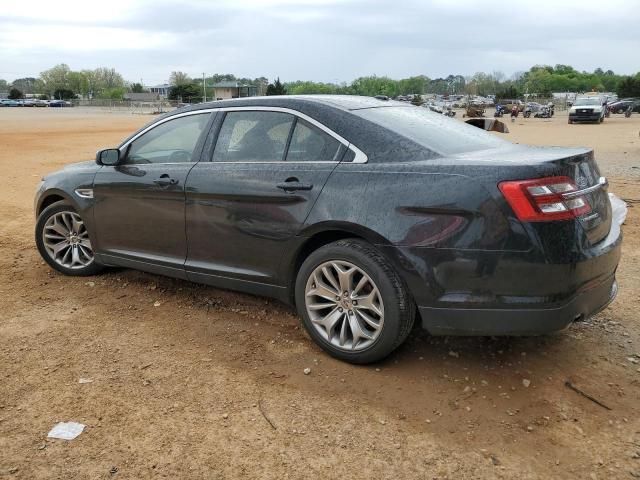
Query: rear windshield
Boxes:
[{"xmin": 354, "ymin": 106, "xmax": 507, "ymax": 156}]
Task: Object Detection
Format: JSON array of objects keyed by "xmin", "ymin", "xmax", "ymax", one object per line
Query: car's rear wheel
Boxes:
[
  {"xmin": 295, "ymin": 239, "xmax": 415, "ymax": 364},
  {"xmin": 35, "ymin": 201, "xmax": 103, "ymax": 276}
]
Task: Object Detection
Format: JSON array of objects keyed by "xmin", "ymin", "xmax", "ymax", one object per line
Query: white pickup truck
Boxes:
[{"xmin": 568, "ymin": 96, "xmax": 606, "ymax": 124}]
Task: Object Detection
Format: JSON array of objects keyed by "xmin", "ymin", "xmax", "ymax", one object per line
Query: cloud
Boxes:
[{"xmin": 0, "ymin": 0, "xmax": 638, "ymax": 84}]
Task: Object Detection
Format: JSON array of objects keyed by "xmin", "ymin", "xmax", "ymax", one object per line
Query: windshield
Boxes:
[
  {"xmin": 574, "ymin": 97, "xmax": 602, "ymax": 106},
  {"xmin": 354, "ymin": 106, "xmax": 508, "ymax": 156}
]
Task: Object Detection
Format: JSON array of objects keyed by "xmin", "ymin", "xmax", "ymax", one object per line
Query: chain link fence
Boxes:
[{"xmin": 70, "ymin": 99, "xmax": 178, "ymax": 114}]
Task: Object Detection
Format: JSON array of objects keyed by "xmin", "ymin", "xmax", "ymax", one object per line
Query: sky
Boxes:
[{"xmin": 1, "ymin": 0, "xmax": 638, "ymax": 85}]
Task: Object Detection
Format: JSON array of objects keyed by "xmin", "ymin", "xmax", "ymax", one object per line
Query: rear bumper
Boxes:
[
  {"xmin": 380, "ymin": 215, "xmax": 622, "ymax": 336},
  {"xmin": 418, "ymin": 275, "xmax": 617, "ymax": 335}
]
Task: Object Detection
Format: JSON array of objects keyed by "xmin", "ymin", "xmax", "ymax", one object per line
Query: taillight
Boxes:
[{"xmin": 499, "ymin": 176, "xmax": 591, "ymax": 222}]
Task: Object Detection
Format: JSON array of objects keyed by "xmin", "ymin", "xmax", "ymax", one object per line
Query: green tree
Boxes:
[
  {"xmin": 350, "ymin": 76, "xmax": 398, "ymax": 97},
  {"xmin": 67, "ymin": 71, "xmax": 89, "ymax": 97},
  {"xmin": 266, "ymin": 78, "xmax": 287, "ymax": 95},
  {"xmin": 99, "ymin": 87, "xmax": 127, "ymax": 100},
  {"xmin": 496, "ymin": 85, "xmax": 521, "ymax": 100},
  {"xmin": 553, "ymin": 64, "xmax": 577, "ymax": 75},
  {"xmin": 170, "ymin": 71, "xmax": 191, "ymax": 86},
  {"xmin": 617, "ymin": 75, "xmax": 640, "ymax": 98},
  {"xmin": 8, "ymin": 88, "xmax": 23, "ymax": 99},
  {"xmin": 130, "ymin": 82, "xmax": 146, "ymax": 93},
  {"xmin": 53, "ymin": 88, "xmax": 76, "ymax": 100},
  {"xmin": 168, "ymin": 83, "xmax": 201, "ymax": 102},
  {"xmin": 92, "ymin": 67, "xmax": 125, "ymax": 90},
  {"xmin": 40, "ymin": 64, "xmax": 72, "ymax": 96},
  {"xmin": 427, "ymin": 75, "xmax": 465, "ymax": 95},
  {"xmin": 286, "ymin": 80, "xmax": 339, "ymax": 94},
  {"xmin": 524, "ymin": 68, "xmax": 553, "ymax": 96},
  {"xmin": 11, "ymin": 77, "xmax": 38, "ymax": 94},
  {"xmin": 398, "ymin": 75, "xmax": 429, "ymax": 95},
  {"xmin": 0, "ymin": 79, "xmax": 7, "ymax": 91}
]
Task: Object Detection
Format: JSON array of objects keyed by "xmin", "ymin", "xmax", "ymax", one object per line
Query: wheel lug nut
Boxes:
[
  {"xmin": 353, "ymin": 300, "xmax": 358, "ymax": 305},
  {"xmin": 338, "ymin": 307, "xmax": 343, "ymax": 312}
]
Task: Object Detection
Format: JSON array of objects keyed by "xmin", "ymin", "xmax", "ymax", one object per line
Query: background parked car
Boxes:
[
  {"xmin": 608, "ymin": 99, "xmax": 640, "ymax": 114},
  {"xmin": 496, "ymin": 99, "xmax": 524, "ymax": 112},
  {"xmin": 568, "ymin": 96, "xmax": 606, "ymax": 124},
  {"xmin": 0, "ymin": 99, "xmax": 20, "ymax": 107},
  {"xmin": 48, "ymin": 100, "xmax": 71, "ymax": 107}
]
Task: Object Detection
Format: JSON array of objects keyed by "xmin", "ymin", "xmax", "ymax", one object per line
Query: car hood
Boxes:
[
  {"xmin": 59, "ymin": 160, "xmax": 100, "ymax": 173},
  {"xmin": 571, "ymin": 104, "xmax": 602, "ymax": 111},
  {"xmin": 43, "ymin": 160, "xmax": 100, "ymax": 181}
]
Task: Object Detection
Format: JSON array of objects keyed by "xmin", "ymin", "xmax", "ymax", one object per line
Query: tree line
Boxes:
[
  {"xmin": 2, "ymin": 63, "xmax": 639, "ymax": 101},
  {"xmin": 1, "ymin": 64, "xmax": 129, "ymax": 100},
  {"xmin": 285, "ymin": 66, "xmax": 640, "ymax": 99}
]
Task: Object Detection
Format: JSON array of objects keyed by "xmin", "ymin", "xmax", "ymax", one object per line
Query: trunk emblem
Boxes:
[{"xmin": 576, "ymin": 176, "xmax": 588, "ymax": 188}]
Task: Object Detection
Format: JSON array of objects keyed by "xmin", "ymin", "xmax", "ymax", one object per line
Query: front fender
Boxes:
[{"xmin": 35, "ymin": 172, "xmax": 98, "ymax": 250}]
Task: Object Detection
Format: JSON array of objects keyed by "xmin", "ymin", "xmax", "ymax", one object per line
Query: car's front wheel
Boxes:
[
  {"xmin": 295, "ymin": 239, "xmax": 415, "ymax": 364},
  {"xmin": 35, "ymin": 201, "xmax": 103, "ymax": 276}
]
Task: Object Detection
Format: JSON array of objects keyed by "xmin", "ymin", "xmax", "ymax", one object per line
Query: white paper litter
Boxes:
[
  {"xmin": 78, "ymin": 378, "xmax": 93, "ymax": 384},
  {"xmin": 47, "ymin": 422, "xmax": 85, "ymax": 440},
  {"xmin": 609, "ymin": 193, "xmax": 628, "ymax": 226}
]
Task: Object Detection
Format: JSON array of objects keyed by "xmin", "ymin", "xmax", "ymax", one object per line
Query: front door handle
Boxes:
[
  {"xmin": 277, "ymin": 178, "xmax": 313, "ymax": 192},
  {"xmin": 153, "ymin": 174, "xmax": 179, "ymax": 187}
]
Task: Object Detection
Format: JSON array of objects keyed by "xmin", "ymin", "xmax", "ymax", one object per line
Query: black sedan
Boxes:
[
  {"xmin": 608, "ymin": 99, "xmax": 640, "ymax": 114},
  {"xmin": 34, "ymin": 96, "xmax": 623, "ymax": 364}
]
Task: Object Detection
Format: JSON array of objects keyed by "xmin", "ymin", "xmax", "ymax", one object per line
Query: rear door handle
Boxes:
[
  {"xmin": 153, "ymin": 174, "xmax": 179, "ymax": 187},
  {"xmin": 276, "ymin": 182, "xmax": 313, "ymax": 192}
]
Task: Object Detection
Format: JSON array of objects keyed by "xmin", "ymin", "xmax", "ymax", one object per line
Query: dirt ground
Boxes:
[{"xmin": 1, "ymin": 107, "xmax": 639, "ymax": 480}]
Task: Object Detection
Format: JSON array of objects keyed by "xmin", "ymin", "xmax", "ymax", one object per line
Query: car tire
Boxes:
[
  {"xmin": 35, "ymin": 201, "xmax": 103, "ymax": 277},
  {"xmin": 295, "ymin": 239, "xmax": 415, "ymax": 364},
  {"xmin": 568, "ymin": 119, "xmax": 572, "ymax": 124}
]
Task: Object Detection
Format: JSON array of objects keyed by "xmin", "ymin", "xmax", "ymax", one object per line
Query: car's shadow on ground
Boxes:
[{"xmin": 104, "ymin": 266, "xmax": 586, "ymax": 377}]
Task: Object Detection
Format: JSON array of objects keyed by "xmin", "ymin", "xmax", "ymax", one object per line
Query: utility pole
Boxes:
[{"xmin": 203, "ymin": 72, "xmax": 206, "ymax": 103}]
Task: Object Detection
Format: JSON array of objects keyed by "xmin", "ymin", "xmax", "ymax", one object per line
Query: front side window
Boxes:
[
  {"xmin": 286, "ymin": 119, "xmax": 342, "ymax": 162},
  {"xmin": 125, "ymin": 113, "xmax": 211, "ymax": 164},
  {"xmin": 213, "ymin": 111, "xmax": 294, "ymax": 162}
]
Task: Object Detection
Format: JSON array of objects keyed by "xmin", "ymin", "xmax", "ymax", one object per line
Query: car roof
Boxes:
[{"xmin": 185, "ymin": 95, "xmax": 405, "ymax": 113}]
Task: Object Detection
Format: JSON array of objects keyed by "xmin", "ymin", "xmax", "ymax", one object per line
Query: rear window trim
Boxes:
[{"xmin": 213, "ymin": 106, "xmax": 367, "ymax": 164}]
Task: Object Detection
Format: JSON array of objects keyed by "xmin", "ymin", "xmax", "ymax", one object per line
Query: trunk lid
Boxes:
[
  {"xmin": 536, "ymin": 148, "xmax": 611, "ymax": 245},
  {"xmin": 449, "ymin": 145, "xmax": 611, "ymax": 244}
]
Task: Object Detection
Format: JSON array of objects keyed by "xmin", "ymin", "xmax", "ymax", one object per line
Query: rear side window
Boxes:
[
  {"xmin": 286, "ymin": 119, "xmax": 342, "ymax": 162},
  {"xmin": 213, "ymin": 111, "xmax": 294, "ymax": 162},
  {"xmin": 355, "ymin": 106, "xmax": 507, "ymax": 156}
]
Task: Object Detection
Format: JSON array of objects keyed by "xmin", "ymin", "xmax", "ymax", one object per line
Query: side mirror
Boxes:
[{"xmin": 96, "ymin": 148, "xmax": 121, "ymax": 166}]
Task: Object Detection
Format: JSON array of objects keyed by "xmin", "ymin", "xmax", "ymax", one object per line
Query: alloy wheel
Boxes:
[
  {"xmin": 42, "ymin": 211, "xmax": 94, "ymax": 269},
  {"xmin": 304, "ymin": 260, "xmax": 384, "ymax": 351}
]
